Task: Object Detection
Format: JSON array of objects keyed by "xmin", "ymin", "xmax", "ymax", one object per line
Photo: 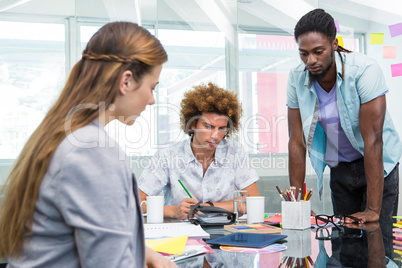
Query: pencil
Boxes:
[
  {"xmin": 303, "ymin": 191, "xmax": 308, "ymax": 201},
  {"xmin": 276, "ymin": 186, "xmax": 283, "ymax": 195},
  {"xmin": 306, "ymin": 189, "xmax": 313, "ymax": 201},
  {"xmin": 178, "ymin": 179, "xmax": 193, "ymax": 198}
]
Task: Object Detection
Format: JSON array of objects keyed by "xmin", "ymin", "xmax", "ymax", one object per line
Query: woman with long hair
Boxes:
[{"xmin": 0, "ymin": 21, "xmax": 175, "ymax": 267}]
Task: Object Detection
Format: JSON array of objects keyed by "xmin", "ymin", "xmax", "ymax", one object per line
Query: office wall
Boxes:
[{"xmin": 0, "ymin": 0, "xmax": 401, "ymax": 215}]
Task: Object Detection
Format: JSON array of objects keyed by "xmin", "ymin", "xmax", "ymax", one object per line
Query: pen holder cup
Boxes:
[
  {"xmin": 281, "ymin": 200, "xmax": 310, "ymax": 230},
  {"xmin": 282, "ymin": 229, "xmax": 312, "ymax": 258}
]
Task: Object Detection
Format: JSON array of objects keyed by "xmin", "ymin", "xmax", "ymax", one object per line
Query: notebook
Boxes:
[
  {"xmin": 144, "ymin": 222, "xmax": 210, "ymax": 239},
  {"xmin": 224, "ymin": 223, "xmax": 282, "ymax": 234},
  {"xmin": 207, "ymin": 233, "xmax": 287, "ymax": 248}
]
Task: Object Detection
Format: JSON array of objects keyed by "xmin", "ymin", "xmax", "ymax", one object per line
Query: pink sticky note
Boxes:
[
  {"xmin": 383, "ymin": 46, "xmax": 397, "ymax": 59},
  {"xmin": 334, "ymin": 20, "xmax": 340, "ymax": 32},
  {"xmin": 391, "ymin": 63, "xmax": 402, "ymax": 77},
  {"xmin": 389, "ymin": 23, "xmax": 402, "ymax": 37}
]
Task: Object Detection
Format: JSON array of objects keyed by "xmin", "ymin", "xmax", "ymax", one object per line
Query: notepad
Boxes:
[
  {"xmin": 144, "ymin": 222, "xmax": 210, "ymax": 239},
  {"xmin": 146, "ymin": 235, "xmax": 188, "ymax": 254},
  {"xmin": 224, "ymin": 223, "xmax": 282, "ymax": 234}
]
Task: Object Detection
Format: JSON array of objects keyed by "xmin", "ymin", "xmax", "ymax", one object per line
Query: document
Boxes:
[
  {"xmin": 195, "ymin": 212, "xmax": 232, "ymax": 224},
  {"xmin": 144, "ymin": 222, "xmax": 210, "ymax": 239},
  {"xmin": 166, "ymin": 245, "xmax": 207, "ymax": 262}
]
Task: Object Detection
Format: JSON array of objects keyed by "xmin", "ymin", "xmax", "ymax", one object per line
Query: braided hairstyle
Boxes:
[
  {"xmin": 294, "ymin": 8, "xmax": 351, "ymax": 53},
  {"xmin": 0, "ymin": 22, "xmax": 167, "ymax": 257}
]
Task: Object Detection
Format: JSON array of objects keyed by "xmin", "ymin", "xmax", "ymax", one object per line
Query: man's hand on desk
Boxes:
[
  {"xmin": 146, "ymin": 247, "xmax": 177, "ymax": 268},
  {"xmin": 347, "ymin": 209, "xmax": 379, "ymax": 224},
  {"xmin": 166, "ymin": 198, "xmax": 199, "ymax": 220}
]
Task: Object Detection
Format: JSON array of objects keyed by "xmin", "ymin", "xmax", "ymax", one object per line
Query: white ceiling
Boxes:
[
  {"xmin": 1, "ymin": 0, "xmax": 401, "ymax": 33},
  {"xmin": 1, "ymin": 0, "xmax": 400, "ymax": 72}
]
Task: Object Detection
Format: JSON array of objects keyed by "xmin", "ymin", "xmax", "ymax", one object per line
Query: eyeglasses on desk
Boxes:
[{"xmin": 314, "ymin": 214, "xmax": 363, "ymax": 240}]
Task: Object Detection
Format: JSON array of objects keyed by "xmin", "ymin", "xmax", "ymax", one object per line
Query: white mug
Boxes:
[
  {"xmin": 140, "ymin": 196, "xmax": 164, "ymax": 224},
  {"xmin": 246, "ymin": 196, "xmax": 265, "ymax": 224}
]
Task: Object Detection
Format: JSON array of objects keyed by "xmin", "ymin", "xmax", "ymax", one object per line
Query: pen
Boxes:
[
  {"xmin": 297, "ymin": 188, "xmax": 301, "ymax": 201},
  {"xmin": 178, "ymin": 179, "xmax": 193, "ymax": 198},
  {"xmin": 290, "ymin": 190, "xmax": 296, "ymax": 202}
]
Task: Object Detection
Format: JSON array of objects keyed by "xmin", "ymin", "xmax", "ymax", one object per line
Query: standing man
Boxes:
[
  {"xmin": 287, "ymin": 8, "xmax": 401, "ymax": 257},
  {"xmin": 138, "ymin": 82, "xmax": 260, "ymax": 220}
]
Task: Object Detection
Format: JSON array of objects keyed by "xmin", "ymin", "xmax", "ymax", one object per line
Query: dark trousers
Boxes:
[{"xmin": 330, "ymin": 158, "xmax": 399, "ymax": 259}]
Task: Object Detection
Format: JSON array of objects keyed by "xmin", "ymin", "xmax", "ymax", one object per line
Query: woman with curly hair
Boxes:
[
  {"xmin": 0, "ymin": 22, "xmax": 175, "ymax": 267},
  {"xmin": 138, "ymin": 82, "xmax": 260, "ymax": 220}
]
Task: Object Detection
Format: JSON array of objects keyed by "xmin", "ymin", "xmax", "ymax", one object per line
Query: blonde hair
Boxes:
[{"xmin": 0, "ymin": 21, "xmax": 167, "ymax": 257}]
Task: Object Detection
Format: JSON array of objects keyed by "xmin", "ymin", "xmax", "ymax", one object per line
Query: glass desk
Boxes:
[{"xmin": 171, "ymin": 221, "xmax": 402, "ymax": 268}]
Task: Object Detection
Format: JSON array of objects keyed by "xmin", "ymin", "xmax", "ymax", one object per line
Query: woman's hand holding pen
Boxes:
[{"xmin": 173, "ymin": 198, "xmax": 199, "ymax": 220}]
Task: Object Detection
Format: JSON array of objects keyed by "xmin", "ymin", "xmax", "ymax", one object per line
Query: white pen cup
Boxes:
[
  {"xmin": 246, "ymin": 196, "xmax": 265, "ymax": 224},
  {"xmin": 141, "ymin": 196, "xmax": 164, "ymax": 224}
]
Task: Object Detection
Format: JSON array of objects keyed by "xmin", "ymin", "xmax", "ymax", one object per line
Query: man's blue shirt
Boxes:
[{"xmin": 287, "ymin": 51, "xmax": 402, "ymax": 197}]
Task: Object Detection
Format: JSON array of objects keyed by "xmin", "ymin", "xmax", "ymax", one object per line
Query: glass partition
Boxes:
[{"xmin": 0, "ymin": 21, "xmax": 65, "ymax": 159}]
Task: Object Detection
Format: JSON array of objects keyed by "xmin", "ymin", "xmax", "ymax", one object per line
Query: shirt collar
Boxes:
[
  {"xmin": 91, "ymin": 118, "xmax": 104, "ymax": 129},
  {"xmin": 184, "ymin": 137, "xmax": 227, "ymax": 165}
]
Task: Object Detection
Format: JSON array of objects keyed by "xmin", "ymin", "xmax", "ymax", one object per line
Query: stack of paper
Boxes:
[
  {"xmin": 145, "ymin": 235, "xmax": 207, "ymax": 261},
  {"xmin": 393, "ymin": 216, "xmax": 402, "ymax": 259},
  {"xmin": 144, "ymin": 222, "xmax": 210, "ymax": 239},
  {"xmin": 146, "ymin": 235, "xmax": 207, "ymax": 262}
]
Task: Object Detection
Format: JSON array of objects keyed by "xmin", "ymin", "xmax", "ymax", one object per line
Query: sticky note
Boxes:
[
  {"xmin": 370, "ymin": 33, "xmax": 384, "ymax": 45},
  {"xmin": 336, "ymin": 36, "xmax": 344, "ymax": 47},
  {"xmin": 383, "ymin": 46, "xmax": 397, "ymax": 59},
  {"xmin": 389, "ymin": 23, "xmax": 402, "ymax": 37},
  {"xmin": 145, "ymin": 235, "xmax": 188, "ymax": 254},
  {"xmin": 391, "ymin": 63, "xmax": 402, "ymax": 77},
  {"xmin": 334, "ymin": 20, "xmax": 340, "ymax": 32}
]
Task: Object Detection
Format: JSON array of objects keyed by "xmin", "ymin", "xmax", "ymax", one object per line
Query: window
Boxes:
[
  {"xmin": 155, "ymin": 29, "xmax": 227, "ymax": 148},
  {"xmin": 238, "ymin": 33, "xmax": 361, "ymax": 155},
  {"xmin": 239, "ymin": 33, "xmax": 299, "ymax": 154},
  {"xmin": 0, "ymin": 21, "xmax": 65, "ymax": 159}
]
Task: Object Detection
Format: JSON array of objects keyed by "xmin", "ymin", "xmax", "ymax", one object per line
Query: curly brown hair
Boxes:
[{"xmin": 180, "ymin": 82, "xmax": 242, "ymax": 138}]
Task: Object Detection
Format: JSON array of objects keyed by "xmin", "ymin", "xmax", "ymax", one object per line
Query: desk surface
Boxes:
[{"xmin": 168, "ymin": 222, "xmax": 402, "ymax": 268}]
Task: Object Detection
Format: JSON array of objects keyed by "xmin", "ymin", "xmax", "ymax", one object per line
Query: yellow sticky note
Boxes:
[
  {"xmin": 336, "ymin": 36, "xmax": 344, "ymax": 48},
  {"xmin": 145, "ymin": 235, "xmax": 188, "ymax": 255},
  {"xmin": 383, "ymin": 46, "xmax": 397, "ymax": 59},
  {"xmin": 370, "ymin": 33, "xmax": 384, "ymax": 45}
]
